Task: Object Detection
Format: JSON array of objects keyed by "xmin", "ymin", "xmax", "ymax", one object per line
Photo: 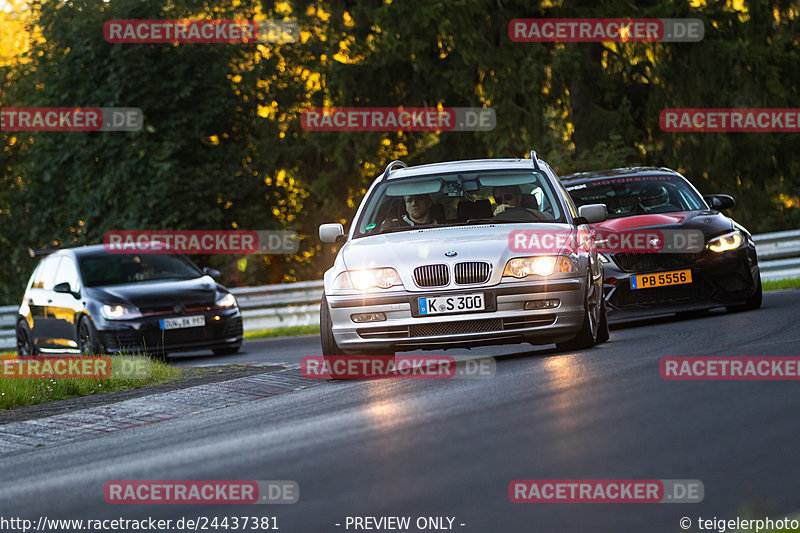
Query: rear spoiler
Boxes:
[{"xmin": 28, "ymin": 248, "xmax": 59, "ymax": 258}]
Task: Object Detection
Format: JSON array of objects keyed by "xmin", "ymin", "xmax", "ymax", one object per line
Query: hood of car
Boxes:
[
  {"xmin": 89, "ymin": 276, "xmax": 219, "ymax": 310},
  {"xmin": 593, "ymin": 210, "xmax": 735, "ymax": 236},
  {"xmin": 340, "ymin": 223, "xmax": 575, "ymax": 281}
]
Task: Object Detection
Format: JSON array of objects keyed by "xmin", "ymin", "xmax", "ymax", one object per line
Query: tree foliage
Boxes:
[{"xmin": 1, "ymin": 0, "xmax": 798, "ymax": 303}]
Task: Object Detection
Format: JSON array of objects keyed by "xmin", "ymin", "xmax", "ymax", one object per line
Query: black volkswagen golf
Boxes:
[
  {"xmin": 561, "ymin": 167, "xmax": 762, "ymax": 320},
  {"xmin": 15, "ymin": 245, "xmax": 243, "ymax": 357}
]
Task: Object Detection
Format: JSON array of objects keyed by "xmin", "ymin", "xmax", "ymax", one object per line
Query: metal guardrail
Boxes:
[{"xmin": 1, "ymin": 230, "xmax": 798, "ymax": 350}]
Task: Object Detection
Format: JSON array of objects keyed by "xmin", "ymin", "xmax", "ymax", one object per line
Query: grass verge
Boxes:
[
  {"xmin": 1, "ymin": 355, "xmax": 181, "ymax": 411},
  {"xmin": 245, "ymin": 324, "xmax": 319, "ymax": 339},
  {"xmin": 763, "ymin": 277, "xmax": 800, "ymax": 291}
]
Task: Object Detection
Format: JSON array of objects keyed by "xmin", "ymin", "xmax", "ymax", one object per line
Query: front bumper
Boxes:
[
  {"xmin": 97, "ymin": 307, "xmax": 243, "ymax": 354},
  {"xmin": 327, "ymin": 279, "xmax": 587, "ymax": 352},
  {"xmin": 604, "ymin": 247, "xmax": 759, "ymax": 319}
]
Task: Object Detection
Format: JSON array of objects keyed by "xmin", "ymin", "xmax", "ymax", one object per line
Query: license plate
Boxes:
[
  {"xmin": 419, "ymin": 293, "xmax": 485, "ymax": 315},
  {"xmin": 160, "ymin": 315, "xmax": 206, "ymax": 330},
  {"xmin": 630, "ymin": 269, "xmax": 692, "ymax": 290}
]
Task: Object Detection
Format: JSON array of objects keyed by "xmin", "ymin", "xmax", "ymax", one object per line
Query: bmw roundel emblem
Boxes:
[{"xmin": 445, "ymin": 250, "xmax": 458, "ymax": 257}]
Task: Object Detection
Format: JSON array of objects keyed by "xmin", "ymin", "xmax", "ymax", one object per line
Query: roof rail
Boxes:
[
  {"xmin": 529, "ymin": 150, "xmax": 541, "ymax": 171},
  {"xmin": 380, "ymin": 160, "xmax": 408, "ymax": 181}
]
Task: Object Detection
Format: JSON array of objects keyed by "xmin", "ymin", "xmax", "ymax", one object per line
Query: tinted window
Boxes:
[
  {"xmin": 77, "ymin": 253, "xmax": 202, "ymax": 287},
  {"xmin": 565, "ymin": 175, "xmax": 706, "ymax": 219}
]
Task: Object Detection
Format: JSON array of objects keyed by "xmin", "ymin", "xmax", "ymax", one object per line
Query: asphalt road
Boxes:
[{"xmin": 2, "ymin": 290, "xmax": 800, "ymax": 532}]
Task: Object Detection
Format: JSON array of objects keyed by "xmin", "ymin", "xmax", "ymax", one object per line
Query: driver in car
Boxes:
[
  {"xmin": 380, "ymin": 194, "xmax": 440, "ymax": 228},
  {"xmin": 638, "ymin": 183, "xmax": 676, "ymax": 213}
]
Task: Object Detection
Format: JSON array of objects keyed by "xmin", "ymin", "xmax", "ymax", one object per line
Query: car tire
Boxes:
[
  {"xmin": 556, "ymin": 274, "xmax": 601, "ymax": 351},
  {"xmin": 16, "ymin": 320, "xmax": 38, "ymax": 356},
  {"xmin": 212, "ymin": 345, "xmax": 241, "ymax": 356},
  {"xmin": 320, "ymin": 293, "xmax": 345, "ymax": 356},
  {"xmin": 77, "ymin": 316, "xmax": 105, "ymax": 356},
  {"xmin": 726, "ymin": 276, "xmax": 762, "ymax": 313},
  {"xmin": 596, "ymin": 299, "xmax": 610, "ymax": 344}
]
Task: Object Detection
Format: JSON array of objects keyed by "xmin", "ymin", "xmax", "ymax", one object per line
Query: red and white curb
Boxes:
[{"xmin": 0, "ymin": 363, "xmax": 318, "ymax": 455}]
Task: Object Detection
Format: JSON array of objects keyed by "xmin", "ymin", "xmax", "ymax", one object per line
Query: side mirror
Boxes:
[
  {"xmin": 319, "ymin": 223, "xmax": 345, "ymax": 243},
  {"xmin": 203, "ymin": 267, "xmax": 221, "ymax": 279},
  {"xmin": 53, "ymin": 282, "xmax": 79, "ymax": 298},
  {"xmin": 704, "ymin": 194, "xmax": 735, "ymax": 210},
  {"xmin": 577, "ymin": 204, "xmax": 608, "ymax": 224}
]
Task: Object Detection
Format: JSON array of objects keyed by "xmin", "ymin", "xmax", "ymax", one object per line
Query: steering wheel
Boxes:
[{"xmin": 492, "ymin": 206, "xmax": 551, "ymax": 222}]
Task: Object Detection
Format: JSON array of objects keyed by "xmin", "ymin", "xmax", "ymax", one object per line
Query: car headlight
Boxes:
[
  {"xmin": 101, "ymin": 304, "xmax": 142, "ymax": 320},
  {"xmin": 503, "ymin": 256, "xmax": 577, "ymax": 278},
  {"xmin": 598, "ymin": 253, "xmax": 611, "ymax": 264},
  {"xmin": 707, "ymin": 231, "xmax": 744, "ymax": 252},
  {"xmin": 332, "ymin": 268, "xmax": 403, "ymax": 291},
  {"xmin": 215, "ymin": 293, "xmax": 237, "ymax": 308}
]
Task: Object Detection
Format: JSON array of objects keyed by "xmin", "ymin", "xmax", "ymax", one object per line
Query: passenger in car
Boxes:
[{"xmin": 492, "ymin": 185, "xmax": 552, "ymax": 221}]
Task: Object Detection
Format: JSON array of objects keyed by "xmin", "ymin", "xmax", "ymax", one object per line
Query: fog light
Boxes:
[
  {"xmin": 524, "ymin": 299, "xmax": 560, "ymax": 310},
  {"xmin": 351, "ymin": 312, "xmax": 387, "ymax": 323},
  {"xmin": 214, "ymin": 315, "xmax": 221, "ymax": 321}
]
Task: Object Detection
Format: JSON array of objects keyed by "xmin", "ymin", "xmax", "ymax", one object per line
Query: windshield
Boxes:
[
  {"xmin": 565, "ymin": 175, "xmax": 707, "ymax": 219},
  {"xmin": 354, "ymin": 169, "xmax": 566, "ymax": 237},
  {"xmin": 78, "ymin": 253, "xmax": 203, "ymax": 287}
]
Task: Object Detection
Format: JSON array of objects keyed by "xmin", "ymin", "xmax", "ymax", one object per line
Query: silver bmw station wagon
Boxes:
[{"xmin": 318, "ymin": 152, "xmax": 610, "ymax": 355}]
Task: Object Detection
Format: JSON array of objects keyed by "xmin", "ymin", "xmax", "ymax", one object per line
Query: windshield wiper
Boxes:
[
  {"xmin": 370, "ymin": 225, "xmax": 418, "ymax": 236},
  {"xmin": 464, "ymin": 217, "xmax": 541, "ymax": 225}
]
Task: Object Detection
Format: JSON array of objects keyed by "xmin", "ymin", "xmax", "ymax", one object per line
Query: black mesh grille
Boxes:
[
  {"xmin": 414, "ymin": 264, "xmax": 449, "ymax": 287},
  {"xmin": 612, "ymin": 253, "xmax": 697, "ymax": 272},
  {"xmin": 102, "ymin": 331, "xmax": 140, "ymax": 351},
  {"xmin": 502, "ymin": 316, "xmax": 556, "ymax": 329},
  {"xmin": 613, "ymin": 281, "xmax": 702, "ymax": 306},
  {"xmin": 222, "ymin": 316, "xmax": 243, "ymax": 337},
  {"xmin": 410, "ymin": 318, "xmax": 502, "ymax": 337},
  {"xmin": 454, "ymin": 262, "xmax": 491, "ymax": 284}
]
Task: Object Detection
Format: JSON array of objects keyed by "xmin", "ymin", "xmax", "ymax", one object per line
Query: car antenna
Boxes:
[
  {"xmin": 380, "ymin": 160, "xmax": 408, "ymax": 182},
  {"xmin": 529, "ymin": 150, "xmax": 541, "ymax": 171}
]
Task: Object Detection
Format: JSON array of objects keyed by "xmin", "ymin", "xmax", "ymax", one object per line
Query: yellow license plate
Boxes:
[{"xmin": 630, "ymin": 269, "xmax": 692, "ymax": 290}]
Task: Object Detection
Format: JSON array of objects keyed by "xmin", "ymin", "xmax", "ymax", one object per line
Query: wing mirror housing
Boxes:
[
  {"xmin": 704, "ymin": 194, "xmax": 735, "ymax": 210},
  {"xmin": 203, "ymin": 267, "xmax": 222, "ymax": 279},
  {"xmin": 53, "ymin": 282, "xmax": 80, "ymax": 299},
  {"xmin": 577, "ymin": 204, "xmax": 608, "ymax": 224},
  {"xmin": 319, "ymin": 223, "xmax": 346, "ymax": 243}
]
